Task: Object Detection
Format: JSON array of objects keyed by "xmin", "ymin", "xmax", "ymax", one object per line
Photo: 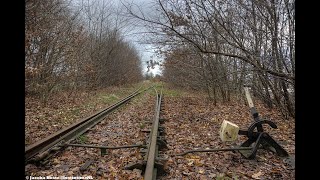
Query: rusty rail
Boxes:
[
  {"xmin": 25, "ymin": 86, "xmax": 153, "ymax": 164},
  {"xmin": 144, "ymin": 88, "xmax": 163, "ymax": 180}
]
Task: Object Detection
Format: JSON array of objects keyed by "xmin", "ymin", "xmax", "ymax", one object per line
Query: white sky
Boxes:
[{"xmin": 119, "ymin": 0, "xmax": 162, "ymax": 75}]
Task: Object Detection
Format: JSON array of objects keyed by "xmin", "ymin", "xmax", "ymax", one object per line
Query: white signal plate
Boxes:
[{"xmin": 219, "ymin": 120, "xmax": 239, "ymax": 142}]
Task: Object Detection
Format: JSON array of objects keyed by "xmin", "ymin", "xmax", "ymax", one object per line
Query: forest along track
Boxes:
[{"xmin": 25, "ymin": 85, "xmax": 168, "ymax": 179}]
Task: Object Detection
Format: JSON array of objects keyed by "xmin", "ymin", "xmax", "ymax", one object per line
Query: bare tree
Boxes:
[
  {"xmin": 26, "ymin": 0, "xmax": 143, "ymax": 102},
  {"xmin": 124, "ymin": 0, "xmax": 295, "ymax": 118}
]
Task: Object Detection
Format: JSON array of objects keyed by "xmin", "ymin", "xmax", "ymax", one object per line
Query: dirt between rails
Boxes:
[{"xmin": 25, "ymin": 88, "xmax": 295, "ymax": 179}]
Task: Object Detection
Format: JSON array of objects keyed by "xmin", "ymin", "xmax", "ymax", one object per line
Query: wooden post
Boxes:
[
  {"xmin": 244, "ymin": 87, "xmax": 262, "ymax": 132},
  {"xmin": 244, "ymin": 87, "xmax": 254, "ymax": 108}
]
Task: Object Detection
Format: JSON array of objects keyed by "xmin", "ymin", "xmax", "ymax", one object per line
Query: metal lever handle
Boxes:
[{"xmin": 247, "ymin": 120, "xmax": 277, "ymax": 138}]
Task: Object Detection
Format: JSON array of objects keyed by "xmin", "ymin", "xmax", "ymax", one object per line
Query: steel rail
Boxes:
[
  {"xmin": 144, "ymin": 88, "xmax": 162, "ymax": 180},
  {"xmin": 25, "ymin": 86, "xmax": 152, "ymax": 164}
]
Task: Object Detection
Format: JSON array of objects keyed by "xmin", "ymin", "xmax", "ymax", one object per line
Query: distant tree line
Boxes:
[
  {"xmin": 125, "ymin": 0, "xmax": 294, "ymax": 118},
  {"xmin": 25, "ymin": 0, "xmax": 143, "ymax": 101}
]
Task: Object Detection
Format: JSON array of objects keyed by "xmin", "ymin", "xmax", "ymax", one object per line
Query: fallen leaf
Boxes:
[
  {"xmin": 252, "ymin": 171, "xmax": 263, "ymax": 179},
  {"xmin": 198, "ymin": 168, "xmax": 205, "ymax": 174},
  {"xmin": 187, "ymin": 159, "xmax": 194, "ymax": 166}
]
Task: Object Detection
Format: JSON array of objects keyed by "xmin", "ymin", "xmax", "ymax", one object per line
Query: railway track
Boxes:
[
  {"xmin": 25, "ymin": 86, "xmax": 144, "ymax": 164},
  {"xmin": 25, "ymin": 85, "xmax": 167, "ymax": 179},
  {"xmin": 25, "ymin": 84, "xmax": 295, "ymax": 179},
  {"xmin": 144, "ymin": 87, "xmax": 164, "ymax": 179},
  {"xmin": 124, "ymin": 87, "xmax": 166, "ymax": 179}
]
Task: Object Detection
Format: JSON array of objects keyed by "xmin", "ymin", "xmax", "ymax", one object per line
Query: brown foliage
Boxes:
[
  {"xmin": 131, "ymin": 0, "xmax": 295, "ymax": 118},
  {"xmin": 25, "ymin": 0, "xmax": 143, "ymax": 101}
]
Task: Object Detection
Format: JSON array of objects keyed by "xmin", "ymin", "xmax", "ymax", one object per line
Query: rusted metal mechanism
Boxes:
[
  {"xmin": 125, "ymin": 88, "xmax": 167, "ymax": 180},
  {"xmin": 25, "ymin": 86, "xmax": 153, "ymax": 165},
  {"xmin": 176, "ymin": 87, "xmax": 289, "ymax": 159},
  {"xmin": 236, "ymin": 87, "xmax": 289, "ymax": 159}
]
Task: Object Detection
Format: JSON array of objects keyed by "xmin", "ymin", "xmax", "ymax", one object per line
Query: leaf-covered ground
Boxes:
[
  {"xmin": 26, "ymin": 85, "xmax": 157, "ymax": 179},
  {"xmin": 25, "ymin": 82, "xmax": 295, "ymax": 179},
  {"xmin": 160, "ymin": 88, "xmax": 295, "ymax": 179},
  {"xmin": 25, "ymin": 85, "xmax": 141, "ymax": 145}
]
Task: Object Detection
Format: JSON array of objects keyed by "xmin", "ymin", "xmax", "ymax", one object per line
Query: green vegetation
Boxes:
[
  {"xmin": 71, "ymin": 108, "xmax": 80, "ymax": 116},
  {"xmin": 77, "ymin": 134, "xmax": 88, "ymax": 144},
  {"xmin": 162, "ymin": 88, "xmax": 185, "ymax": 97},
  {"xmin": 99, "ymin": 94, "xmax": 120, "ymax": 104},
  {"xmin": 147, "ymin": 82, "xmax": 188, "ymax": 98},
  {"xmin": 139, "ymin": 122, "xmax": 146, "ymax": 129}
]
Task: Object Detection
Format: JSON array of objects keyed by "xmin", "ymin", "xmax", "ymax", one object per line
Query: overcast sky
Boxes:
[{"xmin": 119, "ymin": 0, "xmax": 162, "ymax": 75}]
